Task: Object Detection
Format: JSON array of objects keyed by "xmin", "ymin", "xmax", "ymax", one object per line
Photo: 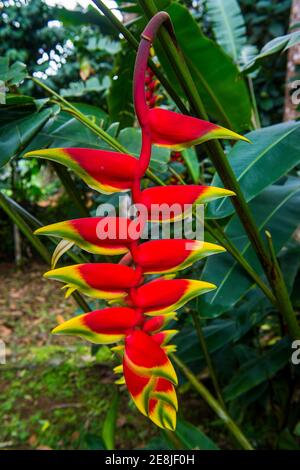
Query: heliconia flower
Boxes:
[
  {"xmin": 35, "ymin": 217, "xmax": 142, "ymax": 255},
  {"xmin": 123, "ymin": 331, "xmax": 178, "ymax": 429},
  {"xmin": 52, "ymin": 307, "xmax": 142, "ymax": 343},
  {"xmin": 151, "ymin": 329, "xmax": 178, "ymax": 347},
  {"xmin": 33, "ymin": 12, "xmax": 250, "ymax": 432},
  {"xmin": 147, "ymin": 108, "xmax": 250, "ymax": 150},
  {"xmin": 142, "ymin": 312, "xmax": 177, "ymax": 334},
  {"xmin": 44, "ymin": 263, "xmax": 143, "ymax": 299},
  {"xmin": 128, "ymin": 278, "xmax": 216, "ymax": 316},
  {"xmin": 132, "ymin": 239, "xmax": 226, "ymax": 274},
  {"xmin": 124, "ymin": 330, "xmax": 177, "ymax": 385},
  {"xmin": 148, "ymin": 379, "xmax": 177, "ymax": 430},
  {"xmin": 122, "ymin": 355, "xmax": 154, "ymax": 416},
  {"xmin": 24, "ymin": 148, "xmax": 139, "ymax": 194},
  {"xmin": 138, "ymin": 185, "xmax": 235, "ymax": 221},
  {"xmin": 124, "ymin": 330, "xmax": 177, "ymax": 384}
]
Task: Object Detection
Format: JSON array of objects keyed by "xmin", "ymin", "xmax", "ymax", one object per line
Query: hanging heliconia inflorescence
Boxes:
[{"xmin": 25, "ymin": 12, "xmax": 249, "ymax": 430}]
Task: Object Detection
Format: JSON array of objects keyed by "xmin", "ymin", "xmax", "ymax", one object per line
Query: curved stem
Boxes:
[
  {"xmin": 30, "ymin": 77, "xmax": 127, "ymax": 154},
  {"xmin": 133, "ymin": 11, "xmax": 173, "ymax": 126},
  {"xmin": 138, "ymin": 129, "xmax": 153, "ymax": 176},
  {"xmin": 91, "ymin": 0, "xmax": 189, "ymax": 114}
]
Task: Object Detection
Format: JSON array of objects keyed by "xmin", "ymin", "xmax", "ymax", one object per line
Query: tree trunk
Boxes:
[{"xmin": 284, "ymin": 0, "xmax": 300, "ymax": 121}]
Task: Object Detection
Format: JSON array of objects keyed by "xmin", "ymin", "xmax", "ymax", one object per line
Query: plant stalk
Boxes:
[
  {"xmin": 265, "ymin": 231, "xmax": 300, "ymax": 337},
  {"xmin": 171, "ymin": 353, "xmax": 254, "ymax": 450},
  {"xmin": 0, "ymin": 191, "xmax": 51, "ymax": 264},
  {"xmin": 191, "ymin": 309, "xmax": 226, "ymax": 408}
]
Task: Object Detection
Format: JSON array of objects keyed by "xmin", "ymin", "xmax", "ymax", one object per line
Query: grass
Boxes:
[{"xmin": 0, "ymin": 263, "xmax": 156, "ymax": 449}]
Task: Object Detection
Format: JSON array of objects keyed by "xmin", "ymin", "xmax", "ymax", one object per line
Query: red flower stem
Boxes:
[
  {"xmin": 91, "ymin": 0, "xmax": 189, "ymax": 115},
  {"xmin": 133, "ymin": 11, "xmax": 173, "ymax": 126},
  {"xmin": 137, "ymin": 130, "xmax": 152, "ymax": 179},
  {"xmin": 133, "ymin": 12, "xmax": 175, "ymax": 175}
]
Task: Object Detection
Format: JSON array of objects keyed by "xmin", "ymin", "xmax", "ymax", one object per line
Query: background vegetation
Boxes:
[{"xmin": 1, "ymin": 0, "xmax": 300, "ymax": 450}]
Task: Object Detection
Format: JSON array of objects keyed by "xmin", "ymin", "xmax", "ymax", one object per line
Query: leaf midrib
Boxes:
[
  {"xmin": 208, "ymin": 184, "xmax": 300, "ymax": 304},
  {"xmin": 215, "ymin": 123, "xmax": 300, "ymax": 214}
]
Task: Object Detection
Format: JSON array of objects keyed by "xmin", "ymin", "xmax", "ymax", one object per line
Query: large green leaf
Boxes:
[
  {"xmin": 0, "ymin": 57, "xmax": 27, "ymax": 86},
  {"xmin": 0, "ymin": 106, "xmax": 57, "ymax": 169},
  {"xmin": 199, "ymin": 178, "xmax": 300, "ymax": 317},
  {"xmin": 206, "ymin": 0, "xmax": 247, "ymax": 62},
  {"xmin": 0, "ymin": 94, "xmax": 38, "ymax": 125},
  {"xmin": 176, "ymin": 292, "xmax": 267, "ymax": 371},
  {"xmin": 207, "ymin": 121, "xmax": 300, "ymax": 219},
  {"xmin": 223, "ymin": 338, "xmax": 291, "ymax": 401},
  {"xmin": 108, "ymin": 44, "xmax": 135, "ymax": 129},
  {"xmin": 154, "ymin": 1, "xmax": 251, "ymax": 131},
  {"xmin": 172, "ymin": 419, "xmax": 219, "ymax": 450},
  {"xmin": 182, "ymin": 147, "xmax": 200, "ymax": 184}
]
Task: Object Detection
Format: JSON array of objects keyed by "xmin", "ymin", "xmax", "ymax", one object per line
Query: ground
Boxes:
[
  {"xmin": 0, "ymin": 263, "xmax": 157, "ymax": 450},
  {"xmin": 0, "ymin": 263, "xmax": 229, "ymax": 450}
]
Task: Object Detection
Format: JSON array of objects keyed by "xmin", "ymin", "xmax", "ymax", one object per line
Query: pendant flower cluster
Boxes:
[{"xmin": 25, "ymin": 12, "xmax": 248, "ymax": 430}]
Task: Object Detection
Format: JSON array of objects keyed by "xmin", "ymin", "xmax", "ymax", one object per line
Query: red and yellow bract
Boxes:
[{"xmin": 25, "ymin": 12, "xmax": 249, "ymax": 430}]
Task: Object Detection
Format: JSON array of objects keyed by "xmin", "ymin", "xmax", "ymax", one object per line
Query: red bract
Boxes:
[
  {"xmin": 52, "ymin": 307, "xmax": 142, "ymax": 344},
  {"xmin": 138, "ymin": 185, "xmax": 235, "ymax": 221},
  {"xmin": 128, "ymin": 278, "xmax": 216, "ymax": 315},
  {"xmin": 148, "ymin": 108, "xmax": 249, "ymax": 150},
  {"xmin": 35, "ymin": 217, "xmax": 142, "ymax": 255},
  {"xmin": 26, "ymin": 12, "xmax": 249, "ymax": 430},
  {"xmin": 132, "ymin": 239, "xmax": 225, "ymax": 274},
  {"xmin": 25, "ymin": 148, "xmax": 139, "ymax": 193},
  {"xmin": 44, "ymin": 263, "xmax": 143, "ymax": 299}
]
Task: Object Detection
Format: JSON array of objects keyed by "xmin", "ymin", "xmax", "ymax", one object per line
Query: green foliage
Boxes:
[
  {"xmin": 208, "ymin": 121, "xmax": 300, "ymax": 218},
  {"xmin": 0, "ymin": 101, "xmax": 58, "ymax": 168},
  {"xmin": 172, "ymin": 418, "xmax": 219, "ymax": 449},
  {"xmin": 1, "ymin": 0, "xmax": 300, "ymax": 451},
  {"xmin": 102, "ymin": 391, "xmax": 119, "ymax": 450},
  {"xmin": 0, "ymin": 57, "xmax": 27, "ymax": 86},
  {"xmin": 239, "ymin": 0, "xmax": 291, "ymax": 126},
  {"xmin": 223, "ymin": 337, "xmax": 291, "ymax": 401},
  {"xmin": 206, "ymin": 0, "xmax": 247, "ymax": 62},
  {"xmin": 201, "ymin": 178, "xmax": 300, "ymax": 316},
  {"xmin": 242, "ymin": 30, "xmax": 300, "ymax": 72},
  {"xmin": 108, "ymin": 43, "xmax": 136, "ymax": 129},
  {"xmin": 156, "ymin": 1, "xmax": 252, "ymax": 132}
]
